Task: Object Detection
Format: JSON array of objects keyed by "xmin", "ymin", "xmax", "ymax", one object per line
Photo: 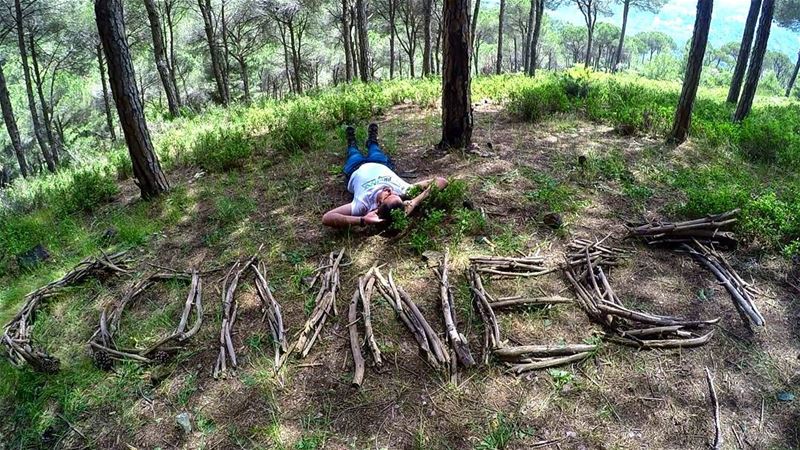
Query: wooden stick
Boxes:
[
  {"xmin": 437, "ymin": 251, "xmax": 475, "ymax": 368},
  {"xmin": 494, "ymin": 344, "xmax": 597, "ymax": 358},
  {"xmin": 706, "ymin": 368, "xmax": 723, "ymax": 450},
  {"xmin": 507, "ymin": 351, "xmax": 591, "ymax": 374},
  {"xmin": 360, "ymin": 274, "xmax": 382, "ymax": 367},
  {"xmin": 348, "ymin": 287, "xmax": 365, "ymax": 387},
  {"xmin": 608, "ymin": 331, "xmax": 714, "ymax": 349}
]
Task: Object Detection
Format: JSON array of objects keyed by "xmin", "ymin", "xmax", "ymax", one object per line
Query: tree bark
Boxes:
[
  {"xmin": 388, "ymin": 0, "xmax": 397, "ymax": 78},
  {"xmin": 198, "ymin": 0, "xmax": 229, "ymax": 105},
  {"xmin": 288, "ymin": 21, "xmax": 304, "ymax": 93},
  {"xmin": 95, "ymin": 0, "xmax": 169, "ymax": 198},
  {"xmin": 612, "ymin": 0, "xmax": 630, "ymax": 72},
  {"xmin": 523, "ymin": 0, "xmax": 535, "ymax": 72},
  {"xmin": 342, "ymin": 0, "xmax": 353, "ymax": 81},
  {"xmin": 355, "ymin": 0, "xmax": 371, "ymax": 82},
  {"xmin": 727, "ymin": 0, "xmax": 761, "ymax": 103},
  {"xmin": 238, "ymin": 58, "xmax": 250, "ymax": 102},
  {"xmin": 440, "ymin": 0, "xmax": 472, "ymax": 149},
  {"xmin": 422, "ymin": 0, "xmax": 432, "ymax": 76},
  {"xmin": 0, "ymin": 60, "xmax": 28, "ymax": 178},
  {"xmin": 14, "ymin": 0, "xmax": 54, "ymax": 172},
  {"xmin": 733, "ymin": 0, "xmax": 774, "ymax": 122},
  {"xmin": 96, "ymin": 45, "xmax": 117, "ymax": 142},
  {"xmin": 496, "ymin": 0, "xmax": 505, "ymax": 74},
  {"xmin": 787, "ymin": 49, "xmax": 800, "ymax": 97},
  {"xmin": 164, "ymin": 1, "xmax": 182, "ymax": 105},
  {"xmin": 28, "ymin": 33, "xmax": 61, "ymax": 165},
  {"xmin": 527, "ymin": 0, "xmax": 543, "ymax": 76},
  {"xmin": 470, "ymin": 0, "xmax": 480, "ymax": 48},
  {"xmin": 668, "ymin": 0, "xmax": 713, "ymax": 144},
  {"xmin": 144, "ymin": 0, "xmax": 181, "ymax": 117}
]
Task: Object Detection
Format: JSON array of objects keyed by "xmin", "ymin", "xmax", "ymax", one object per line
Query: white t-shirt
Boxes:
[{"xmin": 347, "ymin": 163, "xmax": 412, "ymax": 216}]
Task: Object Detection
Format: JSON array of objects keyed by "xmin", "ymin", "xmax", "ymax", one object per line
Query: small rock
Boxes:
[
  {"xmin": 101, "ymin": 228, "xmax": 118, "ymax": 243},
  {"xmin": 176, "ymin": 412, "xmax": 192, "ymax": 434},
  {"xmin": 578, "ymin": 155, "xmax": 587, "ymax": 168},
  {"xmin": 542, "ymin": 136, "xmax": 558, "ymax": 145},
  {"xmin": 777, "ymin": 391, "xmax": 795, "ymax": 402},
  {"xmin": 422, "ymin": 250, "xmax": 443, "ymax": 268},
  {"xmin": 16, "ymin": 244, "xmax": 50, "ymax": 270},
  {"xmin": 566, "ymin": 431, "xmax": 577, "ymax": 438},
  {"xmin": 487, "ymin": 142, "xmax": 493, "ymax": 149}
]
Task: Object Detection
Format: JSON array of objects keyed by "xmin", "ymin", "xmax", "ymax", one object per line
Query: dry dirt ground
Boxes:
[{"xmin": 8, "ymin": 101, "xmax": 800, "ymax": 450}]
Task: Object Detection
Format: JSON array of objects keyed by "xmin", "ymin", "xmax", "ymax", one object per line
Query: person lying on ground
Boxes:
[{"xmin": 322, "ymin": 123, "xmax": 447, "ymax": 228}]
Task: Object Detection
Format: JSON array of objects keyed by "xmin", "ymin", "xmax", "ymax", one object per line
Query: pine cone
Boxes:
[
  {"xmin": 152, "ymin": 350, "xmax": 171, "ymax": 365},
  {"xmin": 92, "ymin": 350, "xmax": 113, "ymax": 371}
]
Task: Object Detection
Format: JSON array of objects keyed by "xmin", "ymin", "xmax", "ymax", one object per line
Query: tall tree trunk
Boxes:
[
  {"xmin": 144, "ymin": 0, "xmax": 180, "ymax": 117},
  {"xmin": 727, "ymin": 0, "xmax": 761, "ymax": 103},
  {"xmin": 350, "ymin": 11, "xmax": 360, "ymax": 79},
  {"xmin": 435, "ymin": 17, "xmax": 443, "ymax": 74},
  {"xmin": 496, "ymin": 0, "xmax": 505, "ymax": 74},
  {"xmin": 14, "ymin": 0, "xmax": 54, "ymax": 172},
  {"xmin": 342, "ymin": 0, "xmax": 353, "ymax": 81},
  {"xmin": 95, "ymin": 0, "xmax": 169, "ymax": 198},
  {"xmin": 422, "ymin": 0, "xmax": 432, "ymax": 76},
  {"xmin": 165, "ymin": 2, "xmax": 182, "ymax": 106},
  {"xmin": 288, "ymin": 22, "xmax": 304, "ymax": 93},
  {"xmin": 470, "ymin": 0, "xmax": 480, "ymax": 48},
  {"xmin": 221, "ymin": 0, "xmax": 231, "ymax": 98},
  {"xmin": 239, "ymin": 59, "xmax": 250, "ymax": 102},
  {"xmin": 668, "ymin": 0, "xmax": 713, "ymax": 144},
  {"xmin": 523, "ymin": 0, "xmax": 535, "ymax": 73},
  {"xmin": 389, "ymin": 0, "xmax": 396, "ymax": 79},
  {"xmin": 612, "ymin": 0, "xmax": 630, "ymax": 72},
  {"xmin": 733, "ymin": 0, "xmax": 774, "ymax": 122},
  {"xmin": 0, "ymin": 60, "xmax": 28, "ymax": 178},
  {"xmin": 440, "ymin": 0, "xmax": 472, "ymax": 149},
  {"xmin": 96, "ymin": 45, "xmax": 117, "ymax": 141},
  {"xmin": 527, "ymin": 0, "xmax": 543, "ymax": 76},
  {"xmin": 787, "ymin": 49, "xmax": 800, "ymax": 97},
  {"xmin": 356, "ymin": 0, "xmax": 371, "ymax": 82},
  {"xmin": 198, "ymin": 0, "xmax": 229, "ymax": 104},
  {"xmin": 28, "ymin": 34, "xmax": 61, "ymax": 165},
  {"xmin": 474, "ymin": 42, "xmax": 480, "ymax": 75}
]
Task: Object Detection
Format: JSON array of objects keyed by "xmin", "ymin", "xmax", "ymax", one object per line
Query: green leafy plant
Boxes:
[{"xmin": 193, "ymin": 128, "xmax": 254, "ymax": 172}]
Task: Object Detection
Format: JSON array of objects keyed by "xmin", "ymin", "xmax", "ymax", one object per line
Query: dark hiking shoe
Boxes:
[
  {"xmin": 366, "ymin": 122, "xmax": 379, "ymax": 146},
  {"xmin": 345, "ymin": 125, "xmax": 357, "ymax": 148}
]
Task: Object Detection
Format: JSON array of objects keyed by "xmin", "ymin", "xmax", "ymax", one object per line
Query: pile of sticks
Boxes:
[
  {"xmin": 345, "ymin": 268, "xmax": 385, "ymax": 387},
  {"xmin": 565, "ymin": 236, "xmax": 627, "ymax": 276},
  {"xmin": 213, "ymin": 256, "xmax": 255, "ymax": 378},
  {"xmin": 294, "ymin": 249, "xmax": 345, "ymax": 358},
  {"xmin": 565, "ymin": 238, "xmax": 718, "ymax": 348},
  {"xmin": 680, "ymin": 242, "xmax": 765, "ymax": 329},
  {"xmin": 627, "ymin": 209, "xmax": 739, "ymax": 249},
  {"xmin": 469, "ymin": 255, "xmax": 555, "ymax": 278},
  {"xmin": 468, "ymin": 264, "xmax": 584, "ymax": 373},
  {"xmin": 3, "ymin": 251, "xmax": 130, "ymax": 372},
  {"xmin": 90, "ymin": 269, "xmax": 203, "ymax": 368},
  {"xmin": 435, "ymin": 251, "xmax": 475, "ymax": 381},
  {"xmin": 253, "ymin": 261, "xmax": 288, "ymax": 372},
  {"xmin": 372, "ymin": 268, "xmax": 449, "ymax": 370}
]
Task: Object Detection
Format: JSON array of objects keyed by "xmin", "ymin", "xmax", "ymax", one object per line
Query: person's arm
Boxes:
[
  {"xmin": 322, "ymin": 203, "xmax": 384, "ymax": 228},
  {"xmin": 405, "ymin": 177, "xmax": 448, "ymax": 215}
]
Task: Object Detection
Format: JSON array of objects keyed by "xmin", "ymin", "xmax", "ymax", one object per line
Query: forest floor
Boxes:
[{"xmin": 1, "ymin": 99, "xmax": 799, "ymax": 449}]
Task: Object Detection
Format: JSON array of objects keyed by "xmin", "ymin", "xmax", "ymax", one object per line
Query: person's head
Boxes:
[{"xmin": 375, "ymin": 186, "xmax": 406, "ymax": 222}]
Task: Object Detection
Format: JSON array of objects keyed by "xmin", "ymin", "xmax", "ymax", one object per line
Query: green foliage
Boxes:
[
  {"xmin": 739, "ymin": 106, "xmax": 800, "ymax": 165},
  {"xmin": 59, "ymin": 169, "xmax": 119, "ymax": 215},
  {"xmin": 548, "ymin": 369, "xmax": 575, "ymax": 391},
  {"xmin": 508, "ymin": 77, "xmax": 570, "ymax": 122},
  {"xmin": 389, "ymin": 207, "xmax": 410, "ymax": 231},
  {"xmin": 523, "ymin": 171, "xmax": 579, "ymax": 214},
  {"xmin": 193, "ymin": 128, "xmax": 255, "ymax": 172},
  {"xmin": 475, "ymin": 414, "xmax": 520, "ymax": 450},
  {"xmin": 211, "ymin": 195, "xmax": 256, "ymax": 227}
]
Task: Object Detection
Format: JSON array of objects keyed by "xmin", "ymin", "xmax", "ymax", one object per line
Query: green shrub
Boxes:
[
  {"xmin": 508, "ymin": 79, "xmax": 570, "ymax": 122},
  {"xmin": 739, "ymin": 107, "xmax": 800, "ymax": 165},
  {"xmin": 270, "ymin": 101, "xmax": 326, "ymax": 153},
  {"xmin": 193, "ymin": 128, "xmax": 254, "ymax": 172},
  {"xmin": 59, "ymin": 169, "xmax": 119, "ymax": 214}
]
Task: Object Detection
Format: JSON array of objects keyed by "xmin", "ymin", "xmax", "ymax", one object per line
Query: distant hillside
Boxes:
[{"xmin": 543, "ymin": 0, "xmax": 800, "ymax": 58}]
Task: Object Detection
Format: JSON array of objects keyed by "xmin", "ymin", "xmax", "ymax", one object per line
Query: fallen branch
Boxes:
[
  {"xmin": 294, "ymin": 249, "xmax": 345, "ymax": 358},
  {"xmin": 348, "ymin": 287, "xmax": 365, "ymax": 387},
  {"xmin": 627, "ymin": 210, "xmax": 740, "ymax": 250},
  {"xmin": 436, "ymin": 250, "xmax": 475, "ymax": 372},
  {"xmin": 213, "ymin": 253, "xmax": 258, "ymax": 379},
  {"xmin": 679, "ymin": 242, "xmax": 764, "ymax": 329},
  {"xmin": 494, "ymin": 344, "xmax": 597, "ymax": 359},
  {"xmin": 506, "ymin": 351, "xmax": 592, "ymax": 374},
  {"xmin": 3, "ymin": 251, "xmax": 130, "ymax": 372},
  {"xmin": 253, "ymin": 261, "xmax": 288, "ymax": 373},
  {"xmin": 360, "ymin": 273, "xmax": 382, "ymax": 367},
  {"xmin": 705, "ymin": 368, "xmax": 723, "ymax": 450}
]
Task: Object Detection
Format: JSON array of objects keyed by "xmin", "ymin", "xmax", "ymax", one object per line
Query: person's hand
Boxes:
[{"xmin": 363, "ymin": 210, "xmax": 384, "ymax": 225}]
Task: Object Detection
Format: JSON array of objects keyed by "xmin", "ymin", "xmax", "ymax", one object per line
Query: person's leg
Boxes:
[
  {"xmin": 364, "ymin": 123, "xmax": 395, "ymax": 170},
  {"xmin": 342, "ymin": 126, "xmax": 366, "ymax": 179}
]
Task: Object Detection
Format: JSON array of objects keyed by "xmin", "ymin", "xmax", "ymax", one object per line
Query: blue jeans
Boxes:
[{"xmin": 343, "ymin": 142, "xmax": 395, "ymax": 180}]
